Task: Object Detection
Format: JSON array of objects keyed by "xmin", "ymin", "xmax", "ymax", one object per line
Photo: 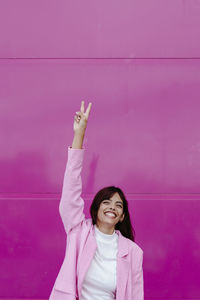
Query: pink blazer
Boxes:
[{"xmin": 49, "ymin": 146, "xmax": 144, "ymax": 300}]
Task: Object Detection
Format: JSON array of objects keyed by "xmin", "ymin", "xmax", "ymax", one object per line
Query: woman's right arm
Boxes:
[{"xmin": 59, "ymin": 101, "xmax": 92, "ymax": 234}]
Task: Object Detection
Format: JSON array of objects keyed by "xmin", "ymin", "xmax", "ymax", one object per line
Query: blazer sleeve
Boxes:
[
  {"xmin": 58, "ymin": 145, "xmax": 86, "ymax": 235},
  {"xmin": 132, "ymin": 249, "xmax": 144, "ymax": 300}
]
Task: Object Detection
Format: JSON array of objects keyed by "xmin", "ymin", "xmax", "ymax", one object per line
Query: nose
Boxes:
[{"xmin": 109, "ymin": 205, "xmax": 116, "ymax": 211}]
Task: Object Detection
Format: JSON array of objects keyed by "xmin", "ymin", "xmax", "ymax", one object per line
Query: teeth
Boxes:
[{"xmin": 105, "ymin": 212, "xmax": 116, "ymax": 217}]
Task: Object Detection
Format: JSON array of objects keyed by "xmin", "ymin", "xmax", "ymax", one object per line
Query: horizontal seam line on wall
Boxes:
[
  {"xmin": 0, "ymin": 57, "xmax": 200, "ymax": 60},
  {"xmin": 1, "ymin": 193, "xmax": 200, "ymax": 201}
]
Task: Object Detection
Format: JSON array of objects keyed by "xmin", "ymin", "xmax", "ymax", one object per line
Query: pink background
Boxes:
[{"xmin": 0, "ymin": 1, "xmax": 200, "ymax": 299}]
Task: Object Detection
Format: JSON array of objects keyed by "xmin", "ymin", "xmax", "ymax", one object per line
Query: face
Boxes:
[{"xmin": 96, "ymin": 192, "xmax": 125, "ymax": 229}]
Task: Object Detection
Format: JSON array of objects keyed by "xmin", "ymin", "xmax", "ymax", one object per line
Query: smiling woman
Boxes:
[{"xmin": 49, "ymin": 101, "xmax": 144, "ymax": 300}]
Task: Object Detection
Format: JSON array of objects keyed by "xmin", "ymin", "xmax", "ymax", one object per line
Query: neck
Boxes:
[{"xmin": 95, "ymin": 222, "xmax": 115, "ymax": 235}]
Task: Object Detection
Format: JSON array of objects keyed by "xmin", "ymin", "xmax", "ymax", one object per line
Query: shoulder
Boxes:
[
  {"xmin": 127, "ymin": 240, "xmax": 144, "ymax": 271},
  {"xmin": 116, "ymin": 229, "xmax": 143, "ymax": 258},
  {"xmin": 69, "ymin": 217, "xmax": 93, "ymax": 235},
  {"xmin": 126, "ymin": 238, "xmax": 144, "ymax": 256}
]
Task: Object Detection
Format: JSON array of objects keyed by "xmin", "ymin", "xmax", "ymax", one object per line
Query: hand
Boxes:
[{"xmin": 73, "ymin": 100, "xmax": 92, "ymax": 134}]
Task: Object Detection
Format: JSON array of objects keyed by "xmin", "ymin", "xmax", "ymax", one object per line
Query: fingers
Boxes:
[
  {"xmin": 85, "ymin": 102, "xmax": 92, "ymax": 118},
  {"xmin": 77, "ymin": 100, "xmax": 92, "ymax": 119},
  {"xmin": 75, "ymin": 112, "xmax": 81, "ymax": 121},
  {"xmin": 80, "ymin": 100, "xmax": 84, "ymax": 113}
]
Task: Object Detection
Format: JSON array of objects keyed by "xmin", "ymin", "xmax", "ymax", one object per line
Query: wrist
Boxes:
[{"xmin": 74, "ymin": 130, "xmax": 85, "ymax": 137}]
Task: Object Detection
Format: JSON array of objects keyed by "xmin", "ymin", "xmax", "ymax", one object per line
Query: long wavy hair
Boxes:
[{"xmin": 90, "ymin": 186, "xmax": 135, "ymax": 242}]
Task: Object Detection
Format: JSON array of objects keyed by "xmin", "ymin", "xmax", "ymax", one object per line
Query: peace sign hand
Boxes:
[{"xmin": 73, "ymin": 101, "xmax": 92, "ymax": 134}]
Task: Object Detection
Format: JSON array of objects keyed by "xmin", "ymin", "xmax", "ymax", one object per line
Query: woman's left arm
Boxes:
[{"xmin": 132, "ymin": 249, "xmax": 144, "ymax": 300}]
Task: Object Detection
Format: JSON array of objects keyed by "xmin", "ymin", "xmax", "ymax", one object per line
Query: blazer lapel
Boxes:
[
  {"xmin": 77, "ymin": 227, "xmax": 97, "ymax": 296},
  {"xmin": 115, "ymin": 230, "xmax": 130, "ymax": 300}
]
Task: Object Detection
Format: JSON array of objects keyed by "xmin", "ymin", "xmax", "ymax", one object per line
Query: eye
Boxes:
[{"xmin": 103, "ymin": 201, "xmax": 122, "ymax": 208}]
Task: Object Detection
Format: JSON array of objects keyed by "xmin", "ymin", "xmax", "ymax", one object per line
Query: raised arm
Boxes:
[{"xmin": 59, "ymin": 101, "xmax": 92, "ymax": 234}]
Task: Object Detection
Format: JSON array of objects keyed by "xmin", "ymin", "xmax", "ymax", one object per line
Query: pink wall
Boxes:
[{"xmin": 0, "ymin": 1, "xmax": 200, "ymax": 299}]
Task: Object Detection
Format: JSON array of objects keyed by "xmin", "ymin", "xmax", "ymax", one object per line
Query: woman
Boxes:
[{"xmin": 49, "ymin": 101, "xmax": 144, "ymax": 300}]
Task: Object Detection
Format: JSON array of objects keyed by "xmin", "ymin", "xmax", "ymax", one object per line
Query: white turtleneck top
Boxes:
[{"xmin": 79, "ymin": 224, "xmax": 119, "ymax": 300}]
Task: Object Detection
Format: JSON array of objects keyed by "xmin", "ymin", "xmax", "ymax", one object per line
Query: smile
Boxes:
[{"xmin": 104, "ymin": 212, "xmax": 116, "ymax": 218}]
